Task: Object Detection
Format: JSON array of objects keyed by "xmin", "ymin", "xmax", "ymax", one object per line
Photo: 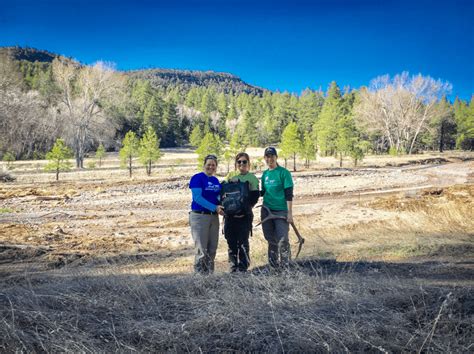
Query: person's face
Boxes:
[
  {"xmin": 236, "ymin": 157, "xmax": 249, "ymax": 174},
  {"xmin": 204, "ymin": 159, "xmax": 217, "ymax": 176},
  {"xmin": 264, "ymin": 154, "xmax": 277, "ymax": 168}
]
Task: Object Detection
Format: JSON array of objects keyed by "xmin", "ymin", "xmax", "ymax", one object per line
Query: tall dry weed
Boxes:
[{"xmin": 1, "ymin": 265, "xmax": 472, "ymax": 352}]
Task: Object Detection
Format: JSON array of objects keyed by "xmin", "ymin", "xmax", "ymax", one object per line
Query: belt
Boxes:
[{"xmin": 191, "ymin": 210, "xmax": 218, "ymax": 215}]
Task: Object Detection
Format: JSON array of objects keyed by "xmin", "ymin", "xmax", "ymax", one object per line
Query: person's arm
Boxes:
[
  {"xmin": 248, "ymin": 190, "xmax": 260, "ymax": 207},
  {"xmin": 285, "ymin": 188, "xmax": 293, "ymax": 223},
  {"xmin": 191, "ymin": 188, "xmax": 218, "ymax": 212},
  {"xmin": 248, "ymin": 176, "xmax": 260, "ymax": 207}
]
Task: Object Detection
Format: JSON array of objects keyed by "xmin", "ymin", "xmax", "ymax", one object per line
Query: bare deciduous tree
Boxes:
[
  {"xmin": 0, "ymin": 55, "xmax": 59, "ymax": 158},
  {"xmin": 52, "ymin": 59, "xmax": 126, "ymax": 167},
  {"xmin": 355, "ymin": 72, "xmax": 452, "ymax": 154}
]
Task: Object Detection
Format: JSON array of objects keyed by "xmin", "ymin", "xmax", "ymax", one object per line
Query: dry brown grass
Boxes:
[
  {"xmin": 288, "ymin": 184, "xmax": 474, "ymax": 263},
  {"xmin": 1, "ymin": 262, "xmax": 472, "ymax": 352},
  {"xmin": 1, "ymin": 154, "xmax": 473, "ymax": 352}
]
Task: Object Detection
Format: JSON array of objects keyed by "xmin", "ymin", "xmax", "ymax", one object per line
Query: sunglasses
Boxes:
[{"xmin": 236, "ymin": 160, "xmax": 248, "ymax": 165}]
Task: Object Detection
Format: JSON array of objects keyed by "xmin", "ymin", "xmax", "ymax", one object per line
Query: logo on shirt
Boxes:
[{"xmin": 205, "ymin": 181, "xmax": 220, "ymax": 191}]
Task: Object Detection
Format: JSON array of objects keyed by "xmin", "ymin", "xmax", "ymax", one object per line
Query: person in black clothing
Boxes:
[{"xmin": 222, "ymin": 152, "xmax": 260, "ymax": 272}]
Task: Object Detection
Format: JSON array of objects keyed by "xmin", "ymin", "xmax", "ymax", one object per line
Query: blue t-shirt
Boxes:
[{"xmin": 189, "ymin": 172, "xmax": 221, "ymax": 212}]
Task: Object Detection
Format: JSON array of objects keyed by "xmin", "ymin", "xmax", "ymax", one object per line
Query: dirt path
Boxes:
[{"xmin": 1, "ymin": 157, "xmax": 473, "ymax": 279}]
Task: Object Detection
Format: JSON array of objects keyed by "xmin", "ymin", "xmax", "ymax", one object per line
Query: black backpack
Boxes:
[{"xmin": 221, "ymin": 181, "xmax": 250, "ymax": 216}]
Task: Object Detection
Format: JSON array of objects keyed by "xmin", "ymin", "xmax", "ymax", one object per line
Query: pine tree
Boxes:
[
  {"xmin": 131, "ymin": 80, "xmax": 154, "ymax": 114},
  {"xmin": 335, "ymin": 114, "xmax": 357, "ymax": 167},
  {"xmin": 143, "ymin": 95, "xmax": 164, "ymax": 137},
  {"xmin": 2, "ymin": 152, "xmax": 15, "ymax": 170},
  {"xmin": 44, "ymin": 138, "xmax": 73, "ymax": 181},
  {"xmin": 454, "ymin": 97, "xmax": 474, "ymax": 150},
  {"xmin": 119, "ymin": 131, "xmax": 139, "ymax": 178},
  {"xmin": 298, "ymin": 89, "xmax": 324, "ymax": 134},
  {"xmin": 300, "ymin": 132, "xmax": 316, "ymax": 168},
  {"xmin": 217, "ymin": 92, "xmax": 228, "ymax": 116},
  {"xmin": 280, "ymin": 122, "xmax": 302, "ymax": 172},
  {"xmin": 273, "ymin": 93, "xmax": 292, "ymax": 138},
  {"xmin": 139, "ymin": 126, "xmax": 162, "ymax": 176},
  {"xmin": 425, "ymin": 97, "xmax": 456, "ymax": 152},
  {"xmin": 189, "ymin": 125, "xmax": 203, "ymax": 148},
  {"xmin": 314, "ymin": 82, "xmax": 343, "ymax": 156},
  {"xmin": 95, "ymin": 143, "xmax": 106, "ymax": 167},
  {"xmin": 196, "ymin": 133, "xmax": 223, "ymax": 166},
  {"xmin": 162, "ymin": 101, "xmax": 181, "ymax": 147},
  {"xmin": 223, "ymin": 132, "xmax": 247, "ymax": 173}
]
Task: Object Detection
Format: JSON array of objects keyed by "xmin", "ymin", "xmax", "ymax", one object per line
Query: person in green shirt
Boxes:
[
  {"xmin": 222, "ymin": 152, "xmax": 259, "ymax": 272},
  {"xmin": 260, "ymin": 146, "xmax": 294, "ymax": 269}
]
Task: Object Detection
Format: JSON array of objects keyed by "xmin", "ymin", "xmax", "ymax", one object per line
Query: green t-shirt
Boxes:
[
  {"xmin": 225, "ymin": 171, "xmax": 259, "ymax": 191},
  {"xmin": 261, "ymin": 165, "xmax": 293, "ymax": 211}
]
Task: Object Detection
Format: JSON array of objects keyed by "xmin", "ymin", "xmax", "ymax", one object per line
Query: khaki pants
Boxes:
[{"xmin": 189, "ymin": 212, "xmax": 219, "ymax": 274}]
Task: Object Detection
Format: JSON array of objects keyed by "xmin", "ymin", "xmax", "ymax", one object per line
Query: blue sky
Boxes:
[{"xmin": 1, "ymin": 0, "xmax": 473, "ymax": 100}]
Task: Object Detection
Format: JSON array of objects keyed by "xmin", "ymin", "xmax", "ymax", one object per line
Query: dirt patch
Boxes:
[{"xmin": 369, "ymin": 185, "xmax": 474, "ymax": 212}]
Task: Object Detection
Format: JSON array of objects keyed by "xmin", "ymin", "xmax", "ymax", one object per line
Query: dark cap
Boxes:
[{"xmin": 264, "ymin": 146, "xmax": 278, "ymax": 156}]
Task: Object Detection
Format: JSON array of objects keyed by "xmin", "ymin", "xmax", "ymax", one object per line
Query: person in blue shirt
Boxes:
[{"xmin": 189, "ymin": 154, "xmax": 224, "ymax": 274}]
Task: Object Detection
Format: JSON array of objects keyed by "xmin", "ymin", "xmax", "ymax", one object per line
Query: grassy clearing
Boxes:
[
  {"xmin": 1, "ymin": 154, "xmax": 473, "ymax": 351},
  {"xmin": 293, "ymin": 185, "xmax": 474, "ymax": 263},
  {"xmin": 1, "ymin": 186, "xmax": 473, "ymax": 351},
  {"xmin": 1, "ymin": 264, "xmax": 472, "ymax": 352}
]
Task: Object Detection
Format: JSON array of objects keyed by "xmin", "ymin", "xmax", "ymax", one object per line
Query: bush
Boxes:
[{"xmin": 86, "ymin": 161, "xmax": 97, "ymax": 169}]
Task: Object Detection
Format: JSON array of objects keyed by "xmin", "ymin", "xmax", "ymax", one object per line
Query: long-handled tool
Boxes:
[{"xmin": 254, "ymin": 204, "xmax": 305, "ymax": 258}]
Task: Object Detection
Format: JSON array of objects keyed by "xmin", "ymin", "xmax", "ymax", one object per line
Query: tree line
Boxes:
[{"xmin": 1, "ymin": 51, "xmax": 473, "ymax": 171}]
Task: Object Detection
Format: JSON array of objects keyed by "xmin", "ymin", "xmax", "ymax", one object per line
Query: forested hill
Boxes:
[
  {"xmin": 2, "ymin": 46, "xmax": 472, "ymax": 164},
  {"xmin": 127, "ymin": 69, "xmax": 265, "ymax": 95},
  {"xmin": 0, "ymin": 47, "xmax": 58, "ymax": 63},
  {"xmin": 0, "ymin": 46, "xmax": 264, "ymax": 95}
]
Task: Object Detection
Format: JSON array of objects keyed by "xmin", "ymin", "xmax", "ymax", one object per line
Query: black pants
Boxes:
[{"xmin": 224, "ymin": 213, "xmax": 252, "ymax": 272}]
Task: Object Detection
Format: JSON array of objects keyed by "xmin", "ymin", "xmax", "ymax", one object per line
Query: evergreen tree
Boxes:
[
  {"xmin": 314, "ymin": 82, "xmax": 343, "ymax": 156},
  {"xmin": 139, "ymin": 126, "xmax": 162, "ymax": 176},
  {"xmin": 217, "ymin": 92, "xmax": 228, "ymax": 116},
  {"xmin": 262, "ymin": 105, "xmax": 279, "ymax": 144},
  {"xmin": 454, "ymin": 97, "xmax": 474, "ymax": 150},
  {"xmin": 200, "ymin": 88, "xmax": 217, "ymax": 115},
  {"xmin": 131, "ymin": 80, "xmax": 154, "ymax": 114},
  {"xmin": 185, "ymin": 87, "xmax": 202, "ymax": 109},
  {"xmin": 2, "ymin": 152, "xmax": 15, "ymax": 170},
  {"xmin": 44, "ymin": 138, "xmax": 73, "ymax": 181},
  {"xmin": 95, "ymin": 143, "xmax": 106, "ymax": 167},
  {"xmin": 119, "ymin": 131, "xmax": 139, "ymax": 178},
  {"xmin": 350, "ymin": 143, "xmax": 365, "ymax": 167},
  {"xmin": 298, "ymin": 89, "xmax": 324, "ymax": 134},
  {"xmin": 143, "ymin": 95, "xmax": 164, "ymax": 137},
  {"xmin": 280, "ymin": 122, "xmax": 302, "ymax": 171},
  {"xmin": 335, "ymin": 114, "xmax": 357, "ymax": 167},
  {"xmin": 335, "ymin": 91, "xmax": 365, "ymax": 167},
  {"xmin": 237, "ymin": 109, "xmax": 259, "ymax": 146},
  {"xmin": 300, "ymin": 132, "xmax": 316, "ymax": 168},
  {"xmin": 189, "ymin": 125, "xmax": 203, "ymax": 148},
  {"xmin": 273, "ymin": 93, "xmax": 292, "ymax": 138},
  {"xmin": 196, "ymin": 132, "xmax": 224, "ymax": 166},
  {"xmin": 223, "ymin": 132, "xmax": 247, "ymax": 173},
  {"xmin": 424, "ymin": 97, "xmax": 456, "ymax": 152},
  {"xmin": 162, "ymin": 101, "xmax": 181, "ymax": 147}
]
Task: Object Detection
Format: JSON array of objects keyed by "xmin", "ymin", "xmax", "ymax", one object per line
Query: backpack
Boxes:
[{"xmin": 221, "ymin": 181, "xmax": 250, "ymax": 216}]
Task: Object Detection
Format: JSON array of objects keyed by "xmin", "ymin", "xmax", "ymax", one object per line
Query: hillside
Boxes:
[
  {"xmin": 0, "ymin": 46, "xmax": 265, "ymax": 95},
  {"xmin": 0, "ymin": 46, "xmax": 58, "ymax": 63},
  {"xmin": 127, "ymin": 68, "xmax": 265, "ymax": 95}
]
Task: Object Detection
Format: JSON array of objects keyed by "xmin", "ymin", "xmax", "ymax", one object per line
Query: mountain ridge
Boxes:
[{"xmin": 0, "ymin": 46, "xmax": 265, "ymax": 95}]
